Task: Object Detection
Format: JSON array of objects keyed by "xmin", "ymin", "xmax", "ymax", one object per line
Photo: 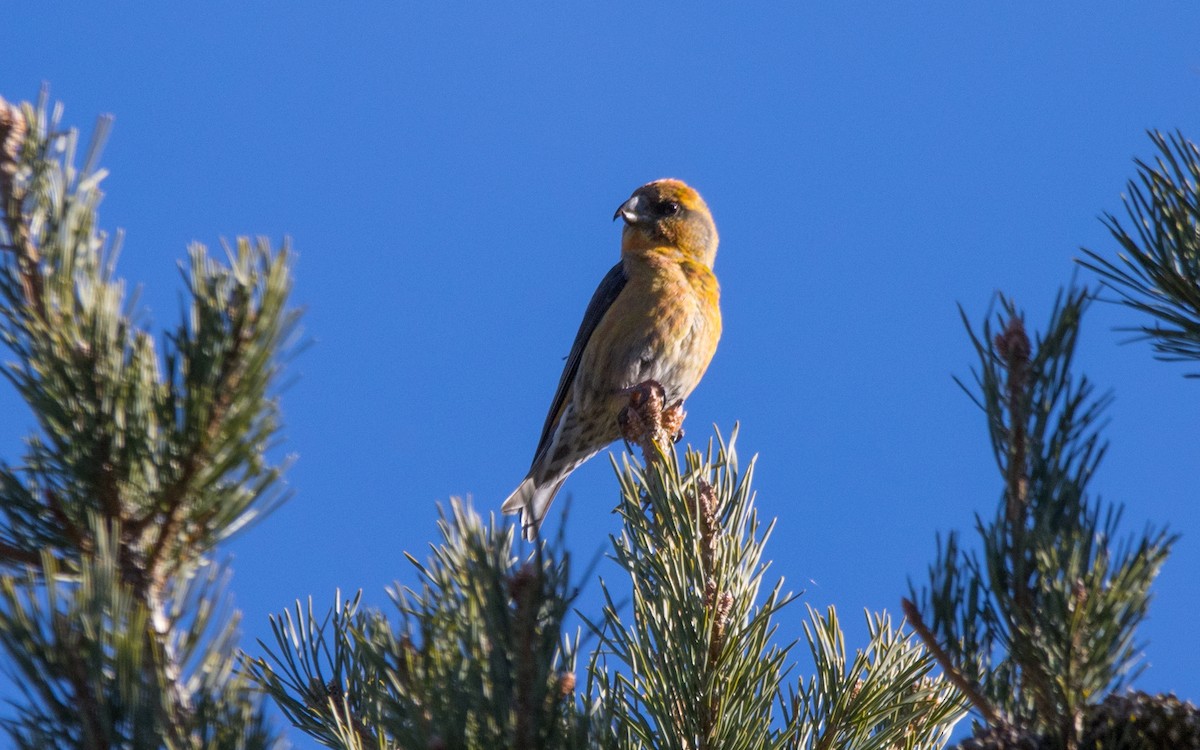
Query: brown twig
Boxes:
[
  {"xmin": 136, "ymin": 305, "xmax": 252, "ymax": 582},
  {"xmin": 620, "ymin": 380, "xmax": 732, "ymax": 746},
  {"xmin": 994, "ymin": 316, "xmax": 1061, "ymax": 735},
  {"xmin": 696, "ymin": 478, "xmax": 725, "ymax": 750},
  {"xmin": 510, "ymin": 559, "xmax": 541, "ymax": 749},
  {"xmin": 994, "ymin": 317, "xmax": 1030, "ymax": 532},
  {"xmin": 0, "ymin": 539, "xmax": 44, "ymax": 567},
  {"xmin": 132, "ymin": 306, "xmax": 255, "ymax": 738},
  {"xmin": 901, "ymin": 597, "xmax": 1002, "ymax": 726}
]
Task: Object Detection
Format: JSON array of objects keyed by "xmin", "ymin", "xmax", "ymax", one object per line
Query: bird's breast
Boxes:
[{"xmin": 577, "ymin": 252, "xmax": 721, "ymax": 408}]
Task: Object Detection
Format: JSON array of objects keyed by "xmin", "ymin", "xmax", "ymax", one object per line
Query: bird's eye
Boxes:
[{"xmin": 660, "ymin": 201, "xmax": 681, "ymax": 216}]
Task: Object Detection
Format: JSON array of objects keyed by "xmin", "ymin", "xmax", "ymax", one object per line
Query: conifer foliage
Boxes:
[
  {"xmin": 253, "ymin": 386, "xmax": 968, "ymax": 749},
  {"xmin": 0, "ymin": 92, "xmax": 298, "ymax": 748},
  {"xmin": 248, "ymin": 506, "xmax": 595, "ymax": 749},
  {"xmin": 898, "ymin": 127, "xmax": 1200, "ymax": 749},
  {"xmin": 1081, "ymin": 131, "xmax": 1200, "ymax": 370},
  {"xmin": 905, "ymin": 290, "xmax": 1178, "ymax": 750},
  {"xmin": 2, "ymin": 91, "xmax": 1196, "ymax": 750}
]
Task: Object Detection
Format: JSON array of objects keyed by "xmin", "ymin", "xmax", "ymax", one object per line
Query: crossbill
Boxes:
[{"xmin": 502, "ymin": 179, "xmax": 722, "ymax": 538}]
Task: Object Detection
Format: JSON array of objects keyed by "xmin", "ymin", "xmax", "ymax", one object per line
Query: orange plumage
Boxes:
[{"xmin": 502, "ymin": 179, "xmax": 722, "ymax": 538}]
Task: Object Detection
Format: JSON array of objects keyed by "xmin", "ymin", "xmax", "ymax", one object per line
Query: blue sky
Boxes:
[{"xmin": 5, "ymin": 3, "xmax": 1200, "ymax": 744}]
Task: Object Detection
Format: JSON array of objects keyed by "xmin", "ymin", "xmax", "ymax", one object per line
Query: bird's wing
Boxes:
[{"xmin": 531, "ymin": 261, "xmax": 628, "ymax": 466}]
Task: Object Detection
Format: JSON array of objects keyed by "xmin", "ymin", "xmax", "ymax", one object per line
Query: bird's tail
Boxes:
[{"xmin": 502, "ymin": 476, "xmax": 566, "ymax": 541}]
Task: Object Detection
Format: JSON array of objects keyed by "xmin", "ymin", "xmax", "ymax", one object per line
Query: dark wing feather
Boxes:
[{"xmin": 531, "ymin": 261, "xmax": 628, "ymax": 465}]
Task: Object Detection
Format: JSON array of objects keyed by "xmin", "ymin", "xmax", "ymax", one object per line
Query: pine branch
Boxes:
[
  {"xmin": 0, "ymin": 90, "xmax": 290, "ymax": 749},
  {"xmin": 1079, "ymin": 130, "xmax": 1200, "ymax": 371},
  {"xmin": 140, "ymin": 280, "xmax": 249, "ymax": 585},
  {"xmin": 901, "ymin": 598, "xmax": 998, "ymax": 726},
  {"xmin": 251, "ymin": 501, "xmax": 593, "ymax": 750},
  {"xmin": 593, "ymin": 402, "xmax": 794, "ymax": 750},
  {"xmin": 788, "ymin": 606, "xmax": 967, "ymax": 750},
  {"xmin": 993, "ymin": 315, "xmax": 1061, "ymax": 735},
  {"xmin": 913, "ymin": 287, "xmax": 1176, "ymax": 749},
  {"xmin": 253, "ymin": 383, "xmax": 966, "ymax": 749}
]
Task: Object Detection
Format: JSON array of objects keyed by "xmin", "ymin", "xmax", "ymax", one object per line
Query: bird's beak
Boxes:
[{"xmin": 613, "ymin": 194, "xmax": 641, "ymax": 224}]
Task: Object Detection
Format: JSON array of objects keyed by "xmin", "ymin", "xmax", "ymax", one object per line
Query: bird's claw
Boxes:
[
  {"xmin": 662, "ymin": 399, "xmax": 686, "ymax": 443},
  {"xmin": 619, "ymin": 379, "xmax": 667, "ymax": 408}
]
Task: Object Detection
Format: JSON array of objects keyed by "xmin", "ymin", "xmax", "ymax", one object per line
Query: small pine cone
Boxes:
[
  {"xmin": 507, "ymin": 562, "xmax": 538, "ymax": 602},
  {"xmin": 618, "ymin": 380, "xmax": 668, "ymax": 449},
  {"xmin": 1082, "ymin": 690, "xmax": 1200, "ymax": 749},
  {"xmin": 557, "ymin": 671, "xmax": 576, "ymax": 698},
  {"xmin": 617, "ymin": 402, "xmax": 650, "ymax": 446}
]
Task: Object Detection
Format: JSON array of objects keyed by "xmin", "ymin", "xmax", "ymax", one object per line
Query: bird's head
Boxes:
[{"xmin": 614, "ymin": 179, "xmax": 718, "ymax": 267}]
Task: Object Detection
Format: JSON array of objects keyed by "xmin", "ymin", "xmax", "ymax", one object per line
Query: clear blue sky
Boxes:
[{"xmin": 5, "ymin": 3, "xmax": 1200, "ymax": 744}]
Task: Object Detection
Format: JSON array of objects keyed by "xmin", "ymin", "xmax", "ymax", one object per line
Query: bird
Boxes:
[{"xmin": 502, "ymin": 178, "xmax": 722, "ymax": 538}]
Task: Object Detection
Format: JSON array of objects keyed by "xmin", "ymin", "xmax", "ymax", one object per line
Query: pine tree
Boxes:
[
  {"xmin": 895, "ymin": 129, "xmax": 1200, "ymax": 750},
  {"xmin": 4, "ymin": 90, "xmax": 1196, "ymax": 750},
  {"xmin": 903, "ymin": 289, "xmax": 1187, "ymax": 750},
  {"xmin": 0, "ymin": 91, "xmax": 299, "ymax": 748},
  {"xmin": 251, "ymin": 385, "xmax": 967, "ymax": 749}
]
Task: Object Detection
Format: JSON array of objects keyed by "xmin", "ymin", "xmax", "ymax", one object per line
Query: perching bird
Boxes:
[{"xmin": 502, "ymin": 179, "xmax": 722, "ymax": 538}]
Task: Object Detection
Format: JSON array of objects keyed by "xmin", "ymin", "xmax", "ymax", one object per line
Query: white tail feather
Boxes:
[
  {"xmin": 501, "ymin": 477, "xmax": 535, "ymax": 514},
  {"xmin": 502, "ymin": 476, "xmax": 565, "ymax": 541}
]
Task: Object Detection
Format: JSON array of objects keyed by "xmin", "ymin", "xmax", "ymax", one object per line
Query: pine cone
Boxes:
[
  {"xmin": 1081, "ymin": 690, "xmax": 1200, "ymax": 749},
  {"xmin": 954, "ymin": 692, "xmax": 1200, "ymax": 750}
]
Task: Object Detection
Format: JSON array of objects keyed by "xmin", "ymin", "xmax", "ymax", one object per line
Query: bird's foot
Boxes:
[
  {"xmin": 618, "ymin": 379, "xmax": 667, "ymax": 406},
  {"xmin": 662, "ymin": 399, "xmax": 686, "ymax": 444}
]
